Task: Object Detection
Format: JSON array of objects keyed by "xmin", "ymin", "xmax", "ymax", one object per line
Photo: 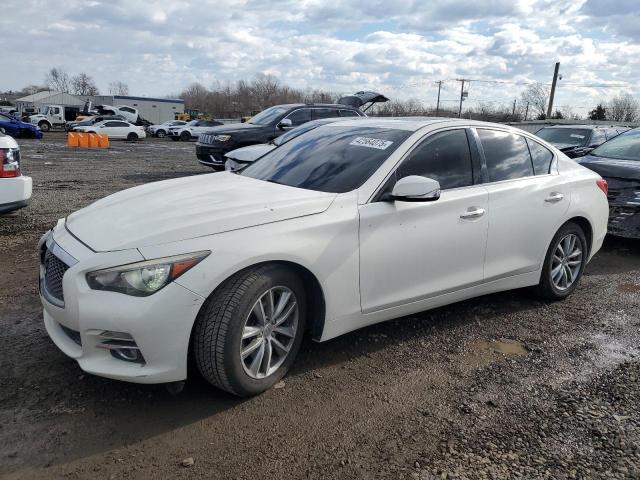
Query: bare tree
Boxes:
[
  {"xmin": 44, "ymin": 67, "xmax": 71, "ymax": 93},
  {"xmin": 20, "ymin": 85, "xmax": 48, "ymax": 96},
  {"xmin": 108, "ymin": 81, "xmax": 130, "ymax": 95},
  {"xmin": 608, "ymin": 93, "xmax": 639, "ymax": 122},
  {"xmin": 71, "ymin": 73, "xmax": 99, "ymax": 96},
  {"xmin": 520, "ymin": 84, "xmax": 550, "ymax": 119}
]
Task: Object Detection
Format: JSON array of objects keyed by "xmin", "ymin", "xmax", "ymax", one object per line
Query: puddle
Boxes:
[
  {"xmin": 461, "ymin": 339, "xmax": 529, "ymax": 368},
  {"xmin": 617, "ymin": 283, "xmax": 640, "ymax": 293}
]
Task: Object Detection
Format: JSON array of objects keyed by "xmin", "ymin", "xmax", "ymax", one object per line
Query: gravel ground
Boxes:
[{"xmin": 0, "ymin": 133, "xmax": 639, "ymax": 479}]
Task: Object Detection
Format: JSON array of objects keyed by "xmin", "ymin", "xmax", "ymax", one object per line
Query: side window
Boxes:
[
  {"xmin": 590, "ymin": 129, "xmax": 606, "ymax": 146},
  {"xmin": 52, "ymin": 107, "xmax": 60, "ymax": 115},
  {"xmin": 120, "ymin": 107, "xmax": 136, "ymax": 114},
  {"xmin": 286, "ymin": 109, "xmax": 312, "ymax": 126},
  {"xmin": 115, "ymin": 121, "xmax": 130, "ymax": 127},
  {"xmin": 339, "ymin": 109, "xmax": 360, "ymax": 117},
  {"xmin": 605, "ymin": 129, "xmax": 618, "ymax": 141},
  {"xmin": 396, "ymin": 129, "xmax": 473, "ymax": 190},
  {"xmin": 313, "ymin": 108, "xmax": 340, "ymax": 120},
  {"xmin": 526, "ymin": 138, "xmax": 554, "ymax": 175},
  {"xmin": 103, "ymin": 122, "xmax": 118, "ymax": 127},
  {"xmin": 478, "ymin": 129, "xmax": 534, "ymax": 182}
]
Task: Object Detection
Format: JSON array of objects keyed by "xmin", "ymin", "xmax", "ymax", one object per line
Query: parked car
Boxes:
[
  {"xmin": 93, "ymin": 105, "xmax": 140, "ymax": 124},
  {"xmin": 196, "ymin": 91, "xmax": 388, "ymax": 170},
  {"xmin": 147, "ymin": 120, "xmax": 187, "ymax": 138},
  {"xmin": 168, "ymin": 119, "xmax": 223, "ymax": 141},
  {"xmin": 224, "ymin": 118, "xmax": 349, "ymax": 171},
  {"xmin": 535, "ymin": 125, "xmax": 629, "ymax": 158},
  {"xmin": 67, "ymin": 115, "xmax": 126, "ymax": 132},
  {"xmin": 38, "ymin": 118, "xmax": 608, "ymax": 396},
  {"xmin": 0, "ymin": 113, "xmax": 43, "ymax": 139},
  {"xmin": 576, "ymin": 128, "xmax": 640, "ymax": 239},
  {"xmin": 74, "ymin": 120, "xmax": 146, "ymax": 140},
  {"xmin": 0, "ymin": 133, "xmax": 32, "ymax": 214}
]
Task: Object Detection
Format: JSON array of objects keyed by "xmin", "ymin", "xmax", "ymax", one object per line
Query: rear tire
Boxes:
[
  {"xmin": 533, "ymin": 222, "xmax": 588, "ymax": 300},
  {"xmin": 192, "ymin": 265, "xmax": 306, "ymax": 397},
  {"xmin": 127, "ymin": 132, "xmax": 138, "ymax": 141}
]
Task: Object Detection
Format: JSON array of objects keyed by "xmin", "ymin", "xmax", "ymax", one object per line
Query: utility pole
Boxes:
[
  {"xmin": 524, "ymin": 102, "xmax": 529, "ymax": 121},
  {"xmin": 512, "ymin": 99, "xmax": 517, "ymax": 117},
  {"xmin": 546, "ymin": 62, "xmax": 560, "ymax": 119},
  {"xmin": 458, "ymin": 79, "xmax": 465, "ymax": 118},
  {"xmin": 435, "ymin": 80, "xmax": 442, "ymax": 116}
]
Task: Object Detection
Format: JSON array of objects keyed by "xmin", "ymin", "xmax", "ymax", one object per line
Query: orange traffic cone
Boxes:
[
  {"xmin": 67, "ymin": 133, "xmax": 78, "ymax": 147},
  {"xmin": 77, "ymin": 133, "xmax": 89, "ymax": 148},
  {"xmin": 98, "ymin": 134, "xmax": 110, "ymax": 148},
  {"xmin": 88, "ymin": 133, "xmax": 100, "ymax": 148}
]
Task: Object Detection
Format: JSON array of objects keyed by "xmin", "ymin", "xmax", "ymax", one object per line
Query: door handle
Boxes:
[
  {"xmin": 545, "ymin": 192, "xmax": 564, "ymax": 203},
  {"xmin": 460, "ymin": 207, "xmax": 486, "ymax": 219}
]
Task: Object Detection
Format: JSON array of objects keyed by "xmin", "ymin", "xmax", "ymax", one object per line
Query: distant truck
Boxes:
[{"xmin": 28, "ymin": 105, "xmax": 80, "ymax": 132}]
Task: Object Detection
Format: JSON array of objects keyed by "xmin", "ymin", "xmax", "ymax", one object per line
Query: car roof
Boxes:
[
  {"xmin": 537, "ymin": 124, "xmax": 614, "ymax": 130},
  {"xmin": 308, "ymin": 116, "xmax": 529, "ymax": 132},
  {"xmin": 273, "ymin": 103, "xmax": 362, "ymax": 110}
]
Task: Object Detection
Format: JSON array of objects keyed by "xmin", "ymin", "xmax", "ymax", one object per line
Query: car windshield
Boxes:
[
  {"xmin": 248, "ymin": 106, "xmax": 288, "ymax": 125},
  {"xmin": 242, "ymin": 126, "xmax": 412, "ymax": 193},
  {"xmin": 536, "ymin": 128, "xmax": 591, "ymax": 147},
  {"xmin": 77, "ymin": 119, "xmax": 94, "ymax": 126},
  {"xmin": 590, "ymin": 129, "xmax": 640, "ymax": 161}
]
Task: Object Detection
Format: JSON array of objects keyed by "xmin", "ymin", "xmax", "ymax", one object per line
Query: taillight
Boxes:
[
  {"xmin": 0, "ymin": 148, "xmax": 21, "ymax": 178},
  {"xmin": 596, "ymin": 179, "xmax": 608, "ymax": 196}
]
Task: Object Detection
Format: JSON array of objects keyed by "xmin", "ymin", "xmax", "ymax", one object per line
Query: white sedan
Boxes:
[
  {"xmin": 75, "ymin": 120, "xmax": 146, "ymax": 140},
  {"xmin": 38, "ymin": 118, "xmax": 608, "ymax": 396},
  {"xmin": 0, "ymin": 133, "xmax": 32, "ymax": 214},
  {"xmin": 168, "ymin": 119, "xmax": 222, "ymax": 141}
]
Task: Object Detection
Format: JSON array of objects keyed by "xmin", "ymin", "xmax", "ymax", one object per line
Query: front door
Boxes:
[{"xmin": 359, "ymin": 128, "xmax": 489, "ymax": 313}]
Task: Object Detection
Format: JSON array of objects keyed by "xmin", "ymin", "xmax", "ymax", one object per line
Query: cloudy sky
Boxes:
[{"xmin": 2, "ymin": 0, "xmax": 639, "ymax": 115}]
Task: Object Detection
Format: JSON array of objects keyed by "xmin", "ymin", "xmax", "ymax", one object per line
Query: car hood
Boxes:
[
  {"xmin": 202, "ymin": 122, "xmax": 266, "ymax": 135},
  {"xmin": 225, "ymin": 144, "xmax": 276, "ymax": 162},
  {"xmin": 578, "ymin": 155, "xmax": 640, "ymax": 181},
  {"xmin": 65, "ymin": 172, "xmax": 336, "ymax": 252}
]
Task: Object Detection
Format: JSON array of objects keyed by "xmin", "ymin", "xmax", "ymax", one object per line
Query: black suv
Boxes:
[
  {"xmin": 535, "ymin": 125, "xmax": 630, "ymax": 158},
  {"xmin": 195, "ymin": 91, "xmax": 388, "ymax": 169}
]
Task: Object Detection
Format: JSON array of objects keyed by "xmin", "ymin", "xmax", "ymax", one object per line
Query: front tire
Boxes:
[
  {"xmin": 38, "ymin": 122, "xmax": 50, "ymax": 132},
  {"xmin": 156, "ymin": 129, "xmax": 166, "ymax": 138},
  {"xmin": 193, "ymin": 265, "xmax": 306, "ymax": 396},
  {"xmin": 180, "ymin": 131, "xmax": 191, "ymax": 141},
  {"xmin": 534, "ymin": 222, "xmax": 587, "ymax": 300}
]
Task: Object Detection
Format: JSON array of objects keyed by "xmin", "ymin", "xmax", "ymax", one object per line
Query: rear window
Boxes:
[
  {"xmin": 242, "ymin": 126, "xmax": 412, "ymax": 193},
  {"xmin": 478, "ymin": 129, "xmax": 534, "ymax": 182},
  {"xmin": 591, "ymin": 129, "xmax": 640, "ymax": 161}
]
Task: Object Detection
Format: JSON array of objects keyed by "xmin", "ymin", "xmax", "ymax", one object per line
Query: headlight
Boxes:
[
  {"xmin": 214, "ymin": 135, "xmax": 231, "ymax": 142},
  {"xmin": 86, "ymin": 251, "xmax": 210, "ymax": 296}
]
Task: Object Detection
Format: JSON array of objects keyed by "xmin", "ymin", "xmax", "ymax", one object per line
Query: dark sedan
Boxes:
[
  {"xmin": 577, "ymin": 128, "xmax": 640, "ymax": 239},
  {"xmin": 535, "ymin": 125, "xmax": 628, "ymax": 158}
]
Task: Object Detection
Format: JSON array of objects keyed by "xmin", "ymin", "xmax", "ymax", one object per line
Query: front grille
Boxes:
[
  {"xmin": 44, "ymin": 249, "xmax": 69, "ymax": 303},
  {"xmin": 199, "ymin": 133, "xmax": 216, "ymax": 144},
  {"xmin": 60, "ymin": 324, "xmax": 82, "ymax": 346}
]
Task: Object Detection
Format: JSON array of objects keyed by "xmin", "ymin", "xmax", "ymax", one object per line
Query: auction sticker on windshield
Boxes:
[{"xmin": 349, "ymin": 137, "xmax": 394, "ymax": 150}]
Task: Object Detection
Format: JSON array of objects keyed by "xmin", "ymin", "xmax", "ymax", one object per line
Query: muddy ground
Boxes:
[{"xmin": 1, "ymin": 133, "xmax": 639, "ymax": 479}]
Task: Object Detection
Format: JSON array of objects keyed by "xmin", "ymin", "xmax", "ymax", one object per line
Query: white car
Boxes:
[
  {"xmin": 75, "ymin": 120, "xmax": 146, "ymax": 140},
  {"xmin": 38, "ymin": 118, "xmax": 608, "ymax": 396},
  {"xmin": 0, "ymin": 133, "xmax": 32, "ymax": 213},
  {"xmin": 93, "ymin": 105, "xmax": 139, "ymax": 124},
  {"xmin": 148, "ymin": 120, "xmax": 187, "ymax": 138},
  {"xmin": 168, "ymin": 119, "xmax": 222, "ymax": 141}
]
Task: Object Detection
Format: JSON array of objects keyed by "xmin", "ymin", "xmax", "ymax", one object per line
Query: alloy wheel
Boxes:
[
  {"xmin": 240, "ymin": 286, "xmax": 298, "ymax": 379},
  {"xmin": 550, "ymin": 233, "xmax": 583, "ymax": 291}
]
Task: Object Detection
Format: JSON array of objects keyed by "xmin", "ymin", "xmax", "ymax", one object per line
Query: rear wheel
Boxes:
[
  {"xmin": 534, "ymin": 222, "xmax": 587, "ymax": 300},
  {"xmin": 156, "ymin": 129, "xmax": 166, "ymax": 138},
  {"xmin": 127, "ymin": 132, "xmax": 138, "ymax": 141},
  {"xmin": 193, "ymin": 265, "xmax": 306, "ymax": 396},
  {"xmin": 180, "ymin": 131, "xmax": 191, "ymax": 141}
]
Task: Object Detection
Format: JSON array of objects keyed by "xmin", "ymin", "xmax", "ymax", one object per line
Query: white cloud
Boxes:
[{"xmin": 1, "ymin": 0, "xmax": 638, "ymax": 116}]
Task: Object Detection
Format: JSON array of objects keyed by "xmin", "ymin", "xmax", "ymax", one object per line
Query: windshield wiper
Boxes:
[{"xmin": 265, "ymin": 178, "xmax": 286, "ymax": 185}]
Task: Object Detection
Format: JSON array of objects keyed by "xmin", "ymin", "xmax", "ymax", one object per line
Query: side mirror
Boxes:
[
  {"xmin": 390, "ymin": 176, "xmax": 441, "ymax": 202},
  {"xmin": 277, "ymin": 118, "xmax": 292, "ymax": 130}
]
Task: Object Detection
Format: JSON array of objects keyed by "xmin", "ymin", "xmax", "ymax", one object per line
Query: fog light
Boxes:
[{"xmin": 96, "ymin": 331, "xmax": 145, "ymax": 364}]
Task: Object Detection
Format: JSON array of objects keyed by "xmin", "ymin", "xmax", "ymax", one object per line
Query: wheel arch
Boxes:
[{"xmin": 564, "ymin": 216, "xmax": 593, "ymax": 257}]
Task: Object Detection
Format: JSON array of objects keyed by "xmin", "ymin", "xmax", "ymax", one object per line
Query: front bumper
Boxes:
[
  {"xmin": 38, "ymin": 224, "xmax": 206, "ymax": 384},
  {"xmin": 195, "ymin": 143, "xmax": 229, "ymax": 170},
  {"xmin": 0, "ymin": 176, "xmax": 32, "ymax": 213}
]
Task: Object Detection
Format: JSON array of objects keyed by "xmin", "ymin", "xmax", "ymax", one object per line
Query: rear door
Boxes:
[
  {"xmin": 475, "ymin": 128, "xmax": 569, "ymax": 280},
  {"xmin": 312, "ymin": 108, "xmax": 340, "ymax": 120}
]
